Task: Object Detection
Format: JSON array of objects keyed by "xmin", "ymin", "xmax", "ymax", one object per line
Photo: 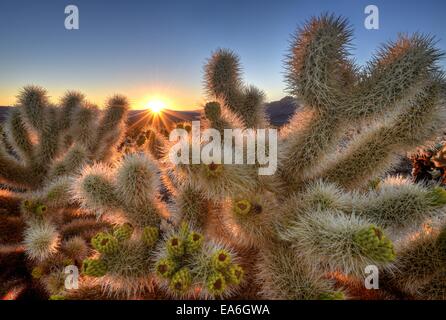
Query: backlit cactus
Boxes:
[
  {"xmin": 165, "ymin": 13, "xmax": 446, "ymax": 300},
  {"xmin": 1, "ymin": 13, "xmax": 446, "ymax": 301}
]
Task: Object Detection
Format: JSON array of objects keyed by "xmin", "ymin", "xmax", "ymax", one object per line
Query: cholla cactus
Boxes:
[
  {"xmin": 70, "ymin": 153, "xmax": 243, "ymax": 298},
  {"xmin": 162, "ymin": 14, "xmax": 446, "ymax": 299},
  {"xmin": 0, "ymin": 87, "xmax": 128, "ymax": 190},
  {"xmin": 0, "ymin": 87, "xmax": 128, "ymax": 297},
  {"xmin": 2, "ymin": 13, "xmax": 446, "ymax": 300}
]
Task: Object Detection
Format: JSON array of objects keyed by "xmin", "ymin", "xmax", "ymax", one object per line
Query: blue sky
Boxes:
[{"xmin": 0, "ymin": 0, "xmax": 445, "ymax": 109}]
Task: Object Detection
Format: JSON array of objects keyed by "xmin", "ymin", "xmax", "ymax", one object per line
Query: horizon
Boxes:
[{"xmin": 1, "ymin": 0, "xmax": 446, "ymax": 110}]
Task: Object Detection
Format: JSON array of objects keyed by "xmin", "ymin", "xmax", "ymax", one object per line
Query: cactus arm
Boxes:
[
  {"xmin": 279, "ymin": 23, "xmax": 443, "ymax": 188},
  {"xmin": 204, "ymin": 49, "xmax": 267, "ymax": 128},
  {"xmin": 320, "ymin": 82, "xmax": 445, "ymax": 189},
  {"xmin": 72, "ymin": 164, "xmax": 120, "ymax": 216},
  {"xmin": 49, "ymin": 145, "xmax": 89, "ymax": 179},
  {"xmin": 115, "ymin": 153, "xmax": 165, "ymax": 227},
  {"xmin": 257, "ymin": 243, "xmax": 344, "ymax": 300},
  {"xmin": 355, "ymin": 177, "xmax": 446, "ymax": 230},
  {"xmin": 16, "ymin": 86, "xmax": 48, "ymax": 132},
  {"xmin": 278, "ymin": 15, "xmax": 354, "ymax": 185},
  {"xmin": 4, "ymin": 109, "xmax": 35, "ymax": 163},
  {"xmin": 278, "ymin": 109, "xmax": 341, "ymax": 186},
  {"xmin": 204, "ymin": 49, "xmax": 244, "ymax": 114},
  {"xmin": 173, "ymin": 185, "xmax": 210, "ymax": 230},
  {"xmin": 285, "ymin": 14, "xmax": 353, "ymax": 113},
  {"xmin": 279, "ymin": 209, "xmax": 395, "ymax": 275},
  {"xmin": 40, "ymin": 176, "xmax": 73, "ymax": 208},
  {"xmin": 0, "ymin": 144, "xmax": 32, "ymax": 187},
  {"xmin": 344, "ymin": 35, "xmax": 443, "ymax": 120},
  {"xmin": 388, "ymin": 225, "xmax": 446, "ymax": 295},
  {"xmin": 58, "ymin": 91, "xmax": 84, "ymax": 131},
  {"xmin": 91, "ymin": 95, "xmax": 129, "ymax": 161},
  {"xmin": 241, "ymin": 85, "xmax": 268, "ymax": 128},
  {"xmin": 203, "ymin": 101, "xmax": 244, "ymax": 133},
  {"xmin": 70, "ymin": 103, "xmax": 100, "ymax": 154},
  {"xmin": 34, "ymin": 107, "xmax": 63, "ymax": 175}
]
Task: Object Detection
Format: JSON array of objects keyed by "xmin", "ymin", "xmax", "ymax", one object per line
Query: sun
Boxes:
[{"xmin": 147, "ymin": 99, "xmax": 166, "ymax": 113}]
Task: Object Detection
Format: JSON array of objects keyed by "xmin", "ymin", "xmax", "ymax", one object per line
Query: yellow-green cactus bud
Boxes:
[
  {"xmin": 206, "ymin": 272, "xmax": 227, "ymax": 296},
  {"xmin": 225, "ymin": 264, "xmax": 244, "ymax": 285},
  {"xmin": 82, "ymin": 259, "xmax": 107, "ymax": 277},
  {"xmin": 353, "ymin": 226, "xmax": 396, "ymax": 262},
  {"xmin": 170, "ymin": 268, "xmax": 192, "ymax": 294},
  {"xmin": 35, "ymin": 204, "xmax": 47, "ymax": 215},
  {"xmin": 167, "ymin": 236, "xmax": 184, "ymax": 257},
  {"xmin": 205, "ymin": 163, "xmax": 224, "ymax": 177},
  {"xmin": 233, "ymin": 199, "xmax": 252, "ymax": 216},
  {"xmin": 211, "ymin": 249, "xmax": 232, "ymax": 269},
  {"xmin": 23, "ymin": 199, "xmax": 33, "ymax": 210},
  {"xmin": 185, "ymin": 231, "xmax": 204, "ymax": 253},
  {"xmin": 319, "ymin": 291, "xmax": 345, "ymax": 300},
  {"xmin": 113, "ymin": 223, "xmax": 134, "ymax": 242},
  {"xmin": 91, "ymin": 232, "xmax": 119, "ymax": 254},
  {"xmin": 49, "ymin": 295, "xmax": 66, "ymax": 300},
  {"xmin": 429, "ymin": 187, "xmax": 446, "ymax": 206},
  {"xmin": 204, "ymin": 102, "xmax": 221, "ymax": 120},
  {"xmin": 155, "ymin": 258, "xmax": 177, "ymax": 279},
  {"xmin": 31, "ymin": 266, "xmax": 44, "ymax": 279},
  {"xmin": 142, "ymin": 226, "xmax": 159, "ymax": 247}
]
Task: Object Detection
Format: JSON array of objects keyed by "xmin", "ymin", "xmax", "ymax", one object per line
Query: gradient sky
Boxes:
[{"xmin": 1, "ymin": 0, "xmax": 445, "ymax": 110}]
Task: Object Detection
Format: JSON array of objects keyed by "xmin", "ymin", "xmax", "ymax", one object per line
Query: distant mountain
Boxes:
[
  {"xmin": 265, "ymin": 96, "xmax": 300, "ymax": 126},
  {"xmin": 0, "ymin": 97, "xmax": 299, "ymax": 128},
  {"xmin": 0, "ymin": 106, "xmax": 12, "ymax": 122}
]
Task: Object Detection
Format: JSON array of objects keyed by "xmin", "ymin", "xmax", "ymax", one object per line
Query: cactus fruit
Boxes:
[
  {"xmin": 206, "ymin": 272, "xmax": 227, "ymax": 296},
  {"xmin": 224, "ymin": 264, "xmax": 244, "ymax": 285},
  {"xmin": 142, "ymin": 226, "xmax": 159, "ymax": 247},
  {"xmin": 31, "ymin": 266, "xmax": 44, "ymax": 279},
  {"xmin": 166, "ymin": 236, "xmax": 184, "ymax": 257},
  {"xmin": 35, "ymin": 204, "xmax": 48, "ymax": 216},
  {"xmin": 429, "ymin": 187, "xmax": 446, "ymax": 206},
  {"xmin": 204, "ymin": 163, "xmax": 224, "ymax": 177},
  {"xmin": 91, "ymin": 232, "xmax": 119, "ymax": 254},
  {"xmin": 211, "ymin": 249, "xmax": 232, "ymax": 269},
  {"xmin": 113, "ymin": 223, "xmax": 134, "ymax": 242},
  {"xmin": 233, "ymin": 199, "xmax": 252, "ymax": 216},
  {"xmin": 155, "ymin": 258, "xmax": 178, "ymax": 279},
  {"xmin": 152, "ymin": 224, "xmax": 243, "ymax": 298},
  {"xmin": 185, "ymin": 231, "xmax": 204, "ymax": 253},
  {"xmin": 353, "ymin": 226, "xmax": 396, "ymax": 263},
  {"xmin": 82, "ymin": 259, "xmax": 107, "ymax": 277},
  {"xmin": 170, "ymin": 268, "xmax": 192, "ymax": 294}
]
